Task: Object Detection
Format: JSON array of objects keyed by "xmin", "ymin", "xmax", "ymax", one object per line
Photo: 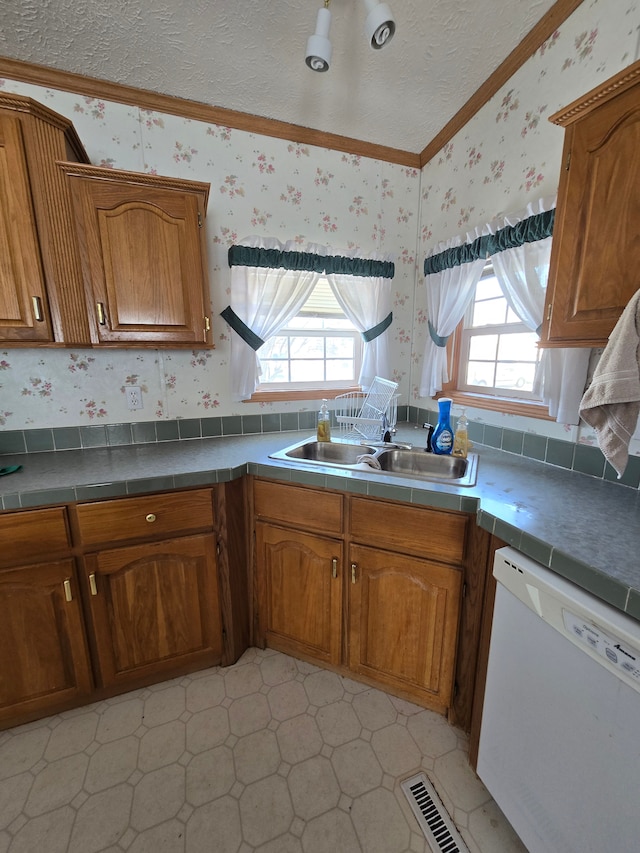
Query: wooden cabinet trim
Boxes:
[
  {"xmin": 253, "ymin": 479, "xmax": 344, "ymax": 536},
  {"xmin": 550, "ymin": 58, "xmax": 640, "ymax": 126}
]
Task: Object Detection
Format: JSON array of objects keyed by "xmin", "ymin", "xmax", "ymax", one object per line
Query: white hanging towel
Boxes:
[{"xmin": 579, "ymin": 288, "xmax": 640, "ymax": 477}]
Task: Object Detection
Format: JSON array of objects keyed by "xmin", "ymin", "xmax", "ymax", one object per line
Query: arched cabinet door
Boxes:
[
  {"xmin": 83, "ymin": 534, "xmax": 223, "ymax": 688},
  {"xmin": 60, "ymin": 162, "xmax": 213, "ymax": 348},
  {"xmin": 541, "ymin": 60, "xmax": 640, "ymax": 347}
]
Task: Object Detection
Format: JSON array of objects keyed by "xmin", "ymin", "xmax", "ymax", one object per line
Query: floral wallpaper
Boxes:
[
  {"xmin": 414, "ymin": 0, "xmax": 640, "ymax": 449},
  {"xmin": 0, "ymin": 0, "xmax": 639, "ymax": 454}
]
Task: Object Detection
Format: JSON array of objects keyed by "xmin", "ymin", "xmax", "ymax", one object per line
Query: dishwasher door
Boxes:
[{"xmin": 476, "ymin": 547, "xmax": 640, "ymax": 853}]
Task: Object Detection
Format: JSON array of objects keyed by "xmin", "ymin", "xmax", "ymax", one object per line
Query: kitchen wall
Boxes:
[
  {"xmin": 415, "ymin": 0, "xmax": 640, "ymax": 454},
  {"xmin": 1, "ymin": 0, "xmax": 639, "ymax": 465},
  {"xmin": 0, "ymin": 80, "xmax": 420, "ymax": 431}
]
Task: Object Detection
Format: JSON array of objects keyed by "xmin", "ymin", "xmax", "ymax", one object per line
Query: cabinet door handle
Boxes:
[
  {"xmin": 204, "ymin": 316, "xmax": 210, "ymax": 332},
  {"xmin": 89, "ymin": 572, "xmax": 98, "ymax": 596},
  {"xmin": 96, "ymin": 302, "xmax": 107, "ymax": 325},
  {"xmin": 332, "ymin": 557, "xmax": 338, "ymax": 579},
  {"xmin": 32, "ymin": 296, "xmax": 44, "ymax": 322},
  {"xmin": 351, "ymin": 563, "xmax": 357, "ymax": 584},
  {"xmin": 146, "ymin": 513, "xmax": 156, "ymax": 523},
  {"xmin": 63, "ymin": 578, "xmax": 73, "ymax": 602}
]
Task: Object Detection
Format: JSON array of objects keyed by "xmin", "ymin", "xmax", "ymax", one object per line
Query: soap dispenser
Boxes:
[
  {"xmin": 317, "ymin": 399, "xmax": 331, "ymax": 442},
  {"xmin": 452, "ymin": 408, "xmax": 469, "ymax": 458},
  {"xmin": 432, "ymin": 397, "xmax": 453, "ymax": 455}
]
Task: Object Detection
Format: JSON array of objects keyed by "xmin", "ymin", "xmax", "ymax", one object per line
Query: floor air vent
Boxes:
[{"xmin": 401, "ymin": 773, "xmax": 470, "ymax": 853}]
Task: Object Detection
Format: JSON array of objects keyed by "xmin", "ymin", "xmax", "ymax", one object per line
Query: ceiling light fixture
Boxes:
[
  {"xmin": 305, "ymin": 0, "xmax": 333, "ymax": 73},
  {"xmin": 305, "ymin": 0, "xmax": 396, "ymax": 72},
  {"xmin": 363, "ymin": 0, "xmax": 396, "ymax": 50}
]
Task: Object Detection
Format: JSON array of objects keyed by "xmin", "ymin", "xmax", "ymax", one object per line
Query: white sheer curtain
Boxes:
[
  {"xmin": 487, "ymin": 197, "xmax": 590, "ymax": 424},
  {"xmin": 419, "ymin": 231, "xmax": 486, "ymax": 397},
  {"xmin": 225, "ymin": 237, "xmax": 319, "ymax": 401},
  {"xmin": 325, "ymin": 271, "xmax": 392, "ymax": 389}
]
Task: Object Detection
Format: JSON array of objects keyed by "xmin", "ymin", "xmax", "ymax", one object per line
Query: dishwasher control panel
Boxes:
[{"xmin": 562, "ymin": 609, "xmax": 640, "ymax": 687}]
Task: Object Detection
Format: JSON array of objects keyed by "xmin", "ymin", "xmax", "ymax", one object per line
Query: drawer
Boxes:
[
  {"xmin": 349, "ymin": 497, "xmax": 468, "ymax": 565},
  {"xmin": 254, "ymin": 480, "xmax": 343, "ymax": 535},
  {"xmin": 75, "ymin": 489, "xmax": 215, "ymax": 547},
  {"xmin": 0, "ymin": 507, "xmax": 71, "ymax": 567}
]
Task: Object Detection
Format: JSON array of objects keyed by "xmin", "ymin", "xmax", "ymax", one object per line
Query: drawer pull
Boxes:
[
  {"xmin": 63, "ymin": 579, "xmax": 73, "ymax": 602},
  {"xmin": 332, "ymin": 557, "xmax": 338, "ymax": 579},
  {"xmin": 351, "ymin": 563, "xmax": 357, "ymax": 584},
  {"xmin": 32, "ymin": 296, "xmax": 44, "ymax": 322},
  {"xmin": 89, "ymin": 572, "xmax": 98, "ymax": 596},
  {"xmin": 96, "ymin": 302, "xmax": 107, "ymax": 325},
  {"xmin": 204, "ymin": 316, "xmax": 211, "ymax": 332},
  {"xmin": 146, "ymin": 513, "xmax": 157, "ymax": 523}
]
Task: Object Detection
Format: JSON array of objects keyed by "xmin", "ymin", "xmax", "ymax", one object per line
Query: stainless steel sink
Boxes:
[
  {"xmin": 269, "ymin": 438, "xmax": 478, "ymax": 486},
  {"xmin": 375, "ymin": 448, "xmax": 478, "ymax": 486},
  {"xmin": 272, "ymin": 439, "xmax": 378, "ymax": 466}
]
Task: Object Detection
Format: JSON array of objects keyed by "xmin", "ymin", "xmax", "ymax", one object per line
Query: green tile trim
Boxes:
[
  {"xmin": 550, "ymin": 548, "xmax": 629, "ymax": 611},
  {"xmin": 626, "ymin": 590, "xmax": 640, "ymax": 621}
]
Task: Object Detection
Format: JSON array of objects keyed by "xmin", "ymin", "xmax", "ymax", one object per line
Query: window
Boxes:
[
  {"xmin": 257, "ymin": 277, "xmax": 362, "ymax": 391},
  {"xmin": 445, "ymin": 263, "xmax": 548, "ymax": 416}
]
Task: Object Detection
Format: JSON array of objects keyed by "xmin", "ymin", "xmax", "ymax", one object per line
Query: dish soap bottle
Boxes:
[
  {"xmin": 452, "ymin": 408, "xmax": 469, "ymax": 458},
  {"xmin": 317, "ymin": 399, "xmax": 331, "ymax": 442},
  {"xmin": 432, "ymin": 397, "xmax": 454, "ymax": 455}
]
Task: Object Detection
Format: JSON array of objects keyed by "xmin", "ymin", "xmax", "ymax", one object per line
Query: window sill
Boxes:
[
  {"xmin": 441, "ymin": 390, "xmax": 554, "ymax": 421},
  {"xmin": 247, "ymin": 387, "xmax": 361, "ymax": 404}
]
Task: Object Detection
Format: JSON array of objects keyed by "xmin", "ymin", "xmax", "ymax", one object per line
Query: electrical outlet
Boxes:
[{"xmin": 125, "ymin": 386, "xmax": 143, "ymax": 410}]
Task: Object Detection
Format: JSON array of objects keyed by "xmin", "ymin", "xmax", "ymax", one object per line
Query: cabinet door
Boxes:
[
  {"xmin": 63, "ymin": 164, "xmax": 211, "ymax": 346},
  {"xmin": 256, "ymin": 523, "xmax": 342, "ymax": 666},
  {"xmin": 0, "ymin": 559, "xmax": 92, "ymax": 726},
  {"xmin": 543, "ymin": 67, "xmax": 640, "ymax": 346},
  {"xmin": 0, "ymin": 115, "xmax": 53, "ymax": 342},
  {"xmin": 348, "ymin": 544, "xmax": 461, "ymax": 710},
  {"xmin": 84, "ymin": 533, "xmax": 222, "ymax": 687}
]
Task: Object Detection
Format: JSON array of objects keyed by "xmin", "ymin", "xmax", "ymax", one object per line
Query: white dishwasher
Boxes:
[{"xmin": 476, "ymin": 546, "xmax": 640, "ymax": 853}]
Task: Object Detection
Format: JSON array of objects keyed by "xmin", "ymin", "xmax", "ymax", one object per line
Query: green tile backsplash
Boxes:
[{"xmin": 1, "ymin": 403, "xmax": 637, "ymax": 491}]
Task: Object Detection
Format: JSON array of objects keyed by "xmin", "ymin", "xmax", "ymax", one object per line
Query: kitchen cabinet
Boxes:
[
  {"xmin": 348, "ymin": 498, "xmax": 464, "ymax": 711},
  {"xmin": 0, "ymin": 484, "xmax": 250, "ymax": 730},
  {"xmin": 540, "ymin": 59, "xmax": 640, "ymax": 347},
  {"xmin": 0, "ymin": 507, "xmax": 93, "ymax": 727},
  {"xmin": 74, "ymin": 489, "xmax": 223, "ymax": 688},
  {"xmin": 60, "ymin": 162, "xmax": 213, "ymax": 347},
  {"xmin": 0, "ymin": 92, "xmax": 91, "ymax": 345},
  {"xmin": 254, "ymin": 480, "xmax": 343, "ymax": 666},
  {"xmin": 253, "ymin": 479, "xmax": 474, "ymax": 715}
]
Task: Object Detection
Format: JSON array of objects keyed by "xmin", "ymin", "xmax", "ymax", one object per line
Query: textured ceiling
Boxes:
[{"xmin": 0, "ymin": 0, "xmax": 560, "ymax": 153}]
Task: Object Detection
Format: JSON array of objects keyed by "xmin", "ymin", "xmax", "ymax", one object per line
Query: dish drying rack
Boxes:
[{"xmin": 335, "ymin": 377, "xmax": 399, "ymax": 440}]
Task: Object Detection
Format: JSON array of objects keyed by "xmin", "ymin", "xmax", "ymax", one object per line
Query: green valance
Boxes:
[
  {"xmin": 424, "ymin": 208, "xmax": 555, "ymax": 276},
  {"xmin": 229, "ymin": 245, "xmax": 395, "ymax": 279}
]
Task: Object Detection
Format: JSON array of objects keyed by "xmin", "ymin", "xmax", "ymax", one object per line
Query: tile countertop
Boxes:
[{"xmin": 2, "ymin": 425, "xmax": 640, "ymax": 622}]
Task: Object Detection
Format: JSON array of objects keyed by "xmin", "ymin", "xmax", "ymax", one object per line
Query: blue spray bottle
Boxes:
[{"xmin": 432, "ymin": 397, "xmax": 454, "ymax": 455}]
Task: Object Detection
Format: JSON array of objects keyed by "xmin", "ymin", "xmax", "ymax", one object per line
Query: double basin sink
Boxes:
[{"xmin": 269, "ymin": 438, "xmax": 478, "ymax": 487}]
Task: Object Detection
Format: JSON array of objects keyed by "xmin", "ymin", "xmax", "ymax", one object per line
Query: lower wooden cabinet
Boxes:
[
  {"xmin": 348, "ymin": 544, "xmax": 461, "ymax": 711},
  {"xmin": 256, "ymin": 523, "xmax": 342, "ymax": 666},
  {"xmin": 253, "ymin": 480, "xmax": 472, "ymax": 715},
  {"xmin": 83, "ymin": 534, "xmax": 223, "ymax": 688},
  {"xmin": 0, "ymin": 558, "xmax": 93, "ymax": 727}
]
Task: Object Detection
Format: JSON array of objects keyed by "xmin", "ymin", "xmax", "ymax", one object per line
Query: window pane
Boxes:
[
  {"xmin": 497, "ymin": 332, "xmax": 538, "ymax": 361},
  {"xmin": 326, "ymin": 337, "xmax": 354, "ymax": 358},
  {"xmin": 260, "ymin": 336, "xmax": 289, "ymax": 359},
  {"xmin": 472, "ymin": 297, "xmax": 507, "ymax": 327},
  {"xmin": 290, "ymin": 336, "xmax": 324, "ymax": 358},
  {"xmin": 326, "ymin": 360, "xmax": 354, "ymax": 380},
  {"xmin": 475, "ymin": 276, "xmax": 502, "ymax": 300},
  {"xmin": 291, "ymin": 360, "xmax": 324, "ymax": 382},
  {"xmin": 467, "ymin": 361, "xmax": 495, "ymax": 386},
  {"xmin": 495, "ymin": 363, "xmax": 537, "ymax": 392},
  {"xmin": 261, "ymin": 360, "xmax": 289, "ymax": 383},
  {"xmin": 506, "ymin": 306, "xmax": 521, "ymax": 324},
  {"xmin": 469, "ymin": 334, "xmax": 498, "ymax": 360}
]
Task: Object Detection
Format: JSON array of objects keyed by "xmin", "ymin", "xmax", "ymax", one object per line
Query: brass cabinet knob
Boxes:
[{"xmin": 146, "ymin": 513, "xmax": 156, "ymax": 523}]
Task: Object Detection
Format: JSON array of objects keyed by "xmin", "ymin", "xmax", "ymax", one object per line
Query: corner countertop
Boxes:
[{"xmin": 2, "ymin": 425, "xmax": 640, "ymax": 622}]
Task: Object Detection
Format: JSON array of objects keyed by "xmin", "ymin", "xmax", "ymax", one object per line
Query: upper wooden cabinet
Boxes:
[
  {"xmin": 0, "ymin": 93, "xmax": 91, "ymax": 345},
  {"xmin": 0, "ymin": 92, "xmax": 213, "ymax": 349},
  {"xmin": 60, "ymin": 162, "xmax": 213, "ymax": 347},
  {"xmin": 540, "ymin": 60, "xmax": 640, "ymax": 347}
]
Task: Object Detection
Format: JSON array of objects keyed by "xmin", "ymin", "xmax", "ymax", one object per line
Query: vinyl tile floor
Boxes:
[{"xmin": 0, "ymin": 648, "xmax": 527, "ymax": 853}]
